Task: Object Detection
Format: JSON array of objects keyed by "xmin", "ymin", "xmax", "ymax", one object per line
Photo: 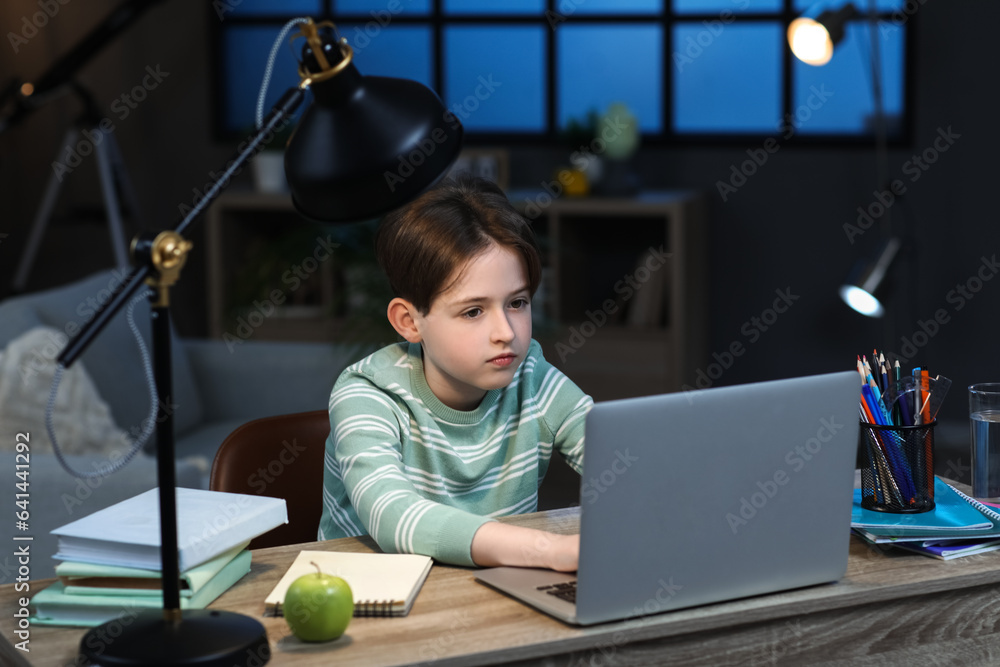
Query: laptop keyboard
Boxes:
[{"xmin": 537, "ymin": 580, "xmax": 577, "ymax": 603}]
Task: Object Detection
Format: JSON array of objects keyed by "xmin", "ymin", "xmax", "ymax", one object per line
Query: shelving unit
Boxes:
[
  {"xmin": 205, "ymin": 190, "xmax": 708, "ymax": 400},
  {"xmin": 509, "ymin": 190, "xmax": 708, "ymax": 400}
]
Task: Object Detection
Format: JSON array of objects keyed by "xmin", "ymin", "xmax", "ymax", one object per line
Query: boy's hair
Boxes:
[{"xmin": 375, "ymin": 176, "xmax": 541, "ymax": 314}]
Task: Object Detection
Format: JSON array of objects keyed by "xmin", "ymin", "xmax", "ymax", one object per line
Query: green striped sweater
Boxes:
[{"xmin": 318, "ymin": 339, "xmax": 592, "ymax": 566}]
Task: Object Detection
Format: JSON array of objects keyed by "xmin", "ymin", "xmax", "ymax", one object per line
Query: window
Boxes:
[{"xmin": 211, "ymin": 1, "xmax": 911, "ymax": 144}]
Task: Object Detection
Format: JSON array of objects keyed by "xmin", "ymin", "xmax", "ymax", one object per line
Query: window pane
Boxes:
[
  {"xmin": 223, "ymin": 0, "xmax": 320, "ymax": 17},
  {"xmin": 221, "ymin": 26, "xmax": 306, "ymax": 135},
  {"xmin": 563, "ymin": 0, "xmax": 662, "ymax": 14},
  {"xmin": 557, "ymin": 25, "xmax": 662, "ymax": 132},
  {"xmin": 336, "ymin": 0, "xmax": 431, "ymax": 15},
  {"xmin": 443, "ymin": 26, "xmax": 546, "ymax": 132},
  {"xmin": 672, "ymin": 22, "xmax": 783, "ymax": 133},
  {"xmin": 674, "ymin": 0, "xmax": 782, "ymax": 14},
  {"xmin": 338, "ymin": 25, "xmax": 433, "ymax": 87},
  {"xmin": 793, "ymin": 0, "xmax": 907, "ymax": 11},
  {"xmin": 792, "ymin": 21, "xmax": 905, "ymax": 134},
  {"xmin": 444, "ymin": 0, "xmax": 544, "ymax": 15}
]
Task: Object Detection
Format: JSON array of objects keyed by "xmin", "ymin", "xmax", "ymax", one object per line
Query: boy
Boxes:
[{"xmin": 319, "ymin": 177, "xmax": 591, "ymax": 571}]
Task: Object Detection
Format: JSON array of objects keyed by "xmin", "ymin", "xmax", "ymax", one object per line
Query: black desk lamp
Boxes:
[{"xmin": 54, "ymin": 18, "xmax": 462, "ymax": 666}]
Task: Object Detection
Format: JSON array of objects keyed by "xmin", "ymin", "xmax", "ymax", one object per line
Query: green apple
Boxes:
[{"xmin": 284, "ymin": 562, "xmax": 353, "ymax": 642}]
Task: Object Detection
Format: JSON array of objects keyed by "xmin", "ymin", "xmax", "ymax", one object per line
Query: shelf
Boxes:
[
  {"xmin": 205, "ymin": 189, "xmax": 708, "ymax": 398},
  {"xmin": 512, "ymin": 190, "xmax": 708, "ymax": 399}
]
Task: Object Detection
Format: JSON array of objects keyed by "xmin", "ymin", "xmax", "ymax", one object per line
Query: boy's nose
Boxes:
[{"xmin": 491, "ymin": 310, "xmax": 515, "ymax": 342}]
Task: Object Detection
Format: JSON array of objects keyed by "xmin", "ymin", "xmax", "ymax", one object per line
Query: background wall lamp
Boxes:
[
  {"xmin": 838, "ymin": 237, "xmax": 901, "ymax": 318},
  {"xmin": 787, "ymin": 3, "xmax": 859, "ymax": 66},
  {"xmin": 788, "ymin": 2, "xmax": 901, "ymax": 322}
]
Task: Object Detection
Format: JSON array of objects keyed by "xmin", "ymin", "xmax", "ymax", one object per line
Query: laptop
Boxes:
[{"xmin": 475, "ymin": 371, "xmax": 860, "ymax": 626}]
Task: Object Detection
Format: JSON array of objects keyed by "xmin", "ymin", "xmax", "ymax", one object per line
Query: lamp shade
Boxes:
[
  {"xmin": 284, "ymin": 24, "xmax": 463, "ymax": 223},
  {"xmin": 788, "ymin": 3, "xmax": 858, "ymax": 66},
  {"xmin": 838, "ymin": 237, "xmax": 901, "ymax": 318}
]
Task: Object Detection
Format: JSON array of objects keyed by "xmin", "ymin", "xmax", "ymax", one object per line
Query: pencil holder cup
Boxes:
[{"xmin": 859, "ymin": 420, "xmax": 936, "ymax": 513}]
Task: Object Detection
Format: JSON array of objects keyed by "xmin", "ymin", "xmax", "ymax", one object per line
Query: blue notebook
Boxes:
[{"xmin": 852, "ymin": 477, "xmax": 994, "ymax": 532}]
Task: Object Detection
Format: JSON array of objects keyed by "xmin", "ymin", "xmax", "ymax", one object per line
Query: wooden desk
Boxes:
[{"xmin": 6, "ymin": 504, "xmax": 1000, "ymax": 667}]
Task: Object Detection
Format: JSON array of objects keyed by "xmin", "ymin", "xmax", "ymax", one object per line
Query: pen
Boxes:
[
  {"xmin": 897, "ymin": 386, "xmax": 914, "ymax": 427},
  {"xmin": 921, "ymin": 369, "xmax": 931, "ymax": 423}
]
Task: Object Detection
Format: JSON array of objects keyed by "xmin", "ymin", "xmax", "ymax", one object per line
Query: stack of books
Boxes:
[
  {"xmin": 30, "ymin": 488, "xmax": 287, "ymax": 627},
  {"xmin": 852, "ymin": 477, "xmax": 1000, "ymax": 560}
]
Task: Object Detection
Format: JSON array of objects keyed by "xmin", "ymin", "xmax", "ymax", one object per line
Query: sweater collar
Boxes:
[{"xmin": 408, "ymin": 343, "xmax": 502, "ymax": 424}]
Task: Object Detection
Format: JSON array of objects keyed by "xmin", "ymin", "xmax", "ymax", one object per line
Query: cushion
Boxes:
[
  {"xmin": 0, "ymin": 327, "xmax": 130, "ymax": 456},
  {"xmin": 0, "ymin": 270, "xmax": 203, "ymax": 435}
]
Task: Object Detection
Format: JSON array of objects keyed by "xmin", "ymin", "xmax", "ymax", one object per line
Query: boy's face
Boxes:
[{"xmin": 411, "ymin": 244, "xmax": 532, "ymax": 411}]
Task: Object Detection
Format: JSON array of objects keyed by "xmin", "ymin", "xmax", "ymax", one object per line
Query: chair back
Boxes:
[{"xmin": 210, "ymin": 410, "xmax": 329, "ymax": 549}]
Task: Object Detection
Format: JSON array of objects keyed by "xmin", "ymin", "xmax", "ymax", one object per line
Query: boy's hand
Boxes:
[
  {"xmin": 471, "ymin": 522, "xmax": 579, "ymax": 572},
  {"xmin": 545, "ymin": 533, "xmax": 579, "ymax": 572}
]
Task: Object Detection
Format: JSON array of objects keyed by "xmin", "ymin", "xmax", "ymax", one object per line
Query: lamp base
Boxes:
[{"xmin": 79, "ymin": 609, "xmax": 269, "ymax": 667}]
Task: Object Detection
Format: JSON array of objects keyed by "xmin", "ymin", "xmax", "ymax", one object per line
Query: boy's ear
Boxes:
[{"xmin": 387, "ymin": 297, "xmax": 423, "ymax": 343}]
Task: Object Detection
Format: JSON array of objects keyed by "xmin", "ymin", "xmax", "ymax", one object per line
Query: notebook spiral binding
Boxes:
[
  {"xmin": 949, "ymin": 484, "xmax": 1000, "ymax": 522},
  {"xmin": 355, "ymin": 599, "xmax": 397, "ymax": 617},
  {"xmin": 270, "ymin": 599, "xmax": 399, "ymax": 618}
]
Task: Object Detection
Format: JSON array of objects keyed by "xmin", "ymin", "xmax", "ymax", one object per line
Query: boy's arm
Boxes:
[
  {"xmin": 330, "ymin": 380, "xmax": 580, "ymax": 571},
  {"xmin": 471, "ymin": 522, "xmax": 579, "ymax": 572},
  {"xmin": 461, "ymin": 354, "xmax": 591, "ymax": 572},
  {"xmin": 329, "ymin": 388, "xmax": 487, "ymax": 566},
  {"xmin": 331, "ymin": 378, "xmax": 556, "ymax": 568},
  {"xmin": 538, "ymin": 365, "xmax": 593, "ymax": 474}
]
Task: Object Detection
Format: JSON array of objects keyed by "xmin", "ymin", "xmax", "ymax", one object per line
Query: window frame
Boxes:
[{"xmin": 207, "ymin": 0, "xmax": 916, "ymax": 148}]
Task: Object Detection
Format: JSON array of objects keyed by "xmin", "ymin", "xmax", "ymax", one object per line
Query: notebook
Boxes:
[
  {"xmin": 852, "ymin": 478, "xmax": 993, "ymax": 531},
  {"xmin": 852, "ymin": 482, "xmax": 1000, "ymax": 544},
  {"xmin": 30, "ymin": 550, "xmax": 252, "ymax": 627},
  {"xmin": 56, "ymin": 542, "xmax": 250, "ymax": 597},
  {"xmin": 476, "ymin": 370, "xmax": 861, "ymax": 626},
  {"xmin": 264, "ymin": 550, "xmax": 433, "ymax": 618},
  {"xmin": 893, "ymin": 540, "xmax": 1000, "ymax": 560}
]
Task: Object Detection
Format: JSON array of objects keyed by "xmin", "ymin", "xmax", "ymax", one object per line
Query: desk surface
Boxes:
[{"xmin": 6, "ymin": 491, "xmax": 1000, "ymax": 667}]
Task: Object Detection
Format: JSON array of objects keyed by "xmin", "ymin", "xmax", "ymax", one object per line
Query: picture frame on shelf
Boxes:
[{"xmin": 446, "ymin": 148, "xmax": 509, "ymax": 190}]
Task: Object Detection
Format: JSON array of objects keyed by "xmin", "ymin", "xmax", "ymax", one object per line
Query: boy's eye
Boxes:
[
  {"xmin": 510, "ymin": 298, "xmax": 529, "ymax": 309},
  {"xmin": 462, "ymin": 308, "xmax": 482, "ymax": 319}
]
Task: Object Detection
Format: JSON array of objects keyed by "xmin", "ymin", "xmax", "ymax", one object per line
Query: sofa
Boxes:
[{"xmin": 0, "ymin": 269, "xmax": 373, "ymax": 580}]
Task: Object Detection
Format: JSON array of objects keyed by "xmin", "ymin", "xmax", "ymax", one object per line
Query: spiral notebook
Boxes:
[
  {"xmin": 264, "ymin": 550, "xmax": 432, "ymax": 618},
  {"xmin": 852, "ymin": 480, "xmax": 1000, "ymax": 543},
  {"xmin": 851, "ymin": 478, "xmax": 994, "ymax": 532}
]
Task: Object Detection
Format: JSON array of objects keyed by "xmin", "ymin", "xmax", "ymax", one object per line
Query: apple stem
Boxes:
[{"xmin": 311, "ymin": 561, "xmax": 321, "ymax": 576}]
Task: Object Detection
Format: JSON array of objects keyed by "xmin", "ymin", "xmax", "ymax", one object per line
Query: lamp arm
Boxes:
[
  {"xmin": 56, "ymin": 85, "xmax": 306, "ymax": 368},
  {"xmin": 177, "ymin": 86, "xmax": 305, "ymax": 236}
]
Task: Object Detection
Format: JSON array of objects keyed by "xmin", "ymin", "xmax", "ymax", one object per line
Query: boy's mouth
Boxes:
[{"xmin": 488, "ymin": 353, "xmax": 516, "ymax": 367}]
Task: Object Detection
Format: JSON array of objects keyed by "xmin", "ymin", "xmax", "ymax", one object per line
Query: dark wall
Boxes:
[{"xmin": 1, "ymin": 0, "xmax": 997, "ymax": 427}]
